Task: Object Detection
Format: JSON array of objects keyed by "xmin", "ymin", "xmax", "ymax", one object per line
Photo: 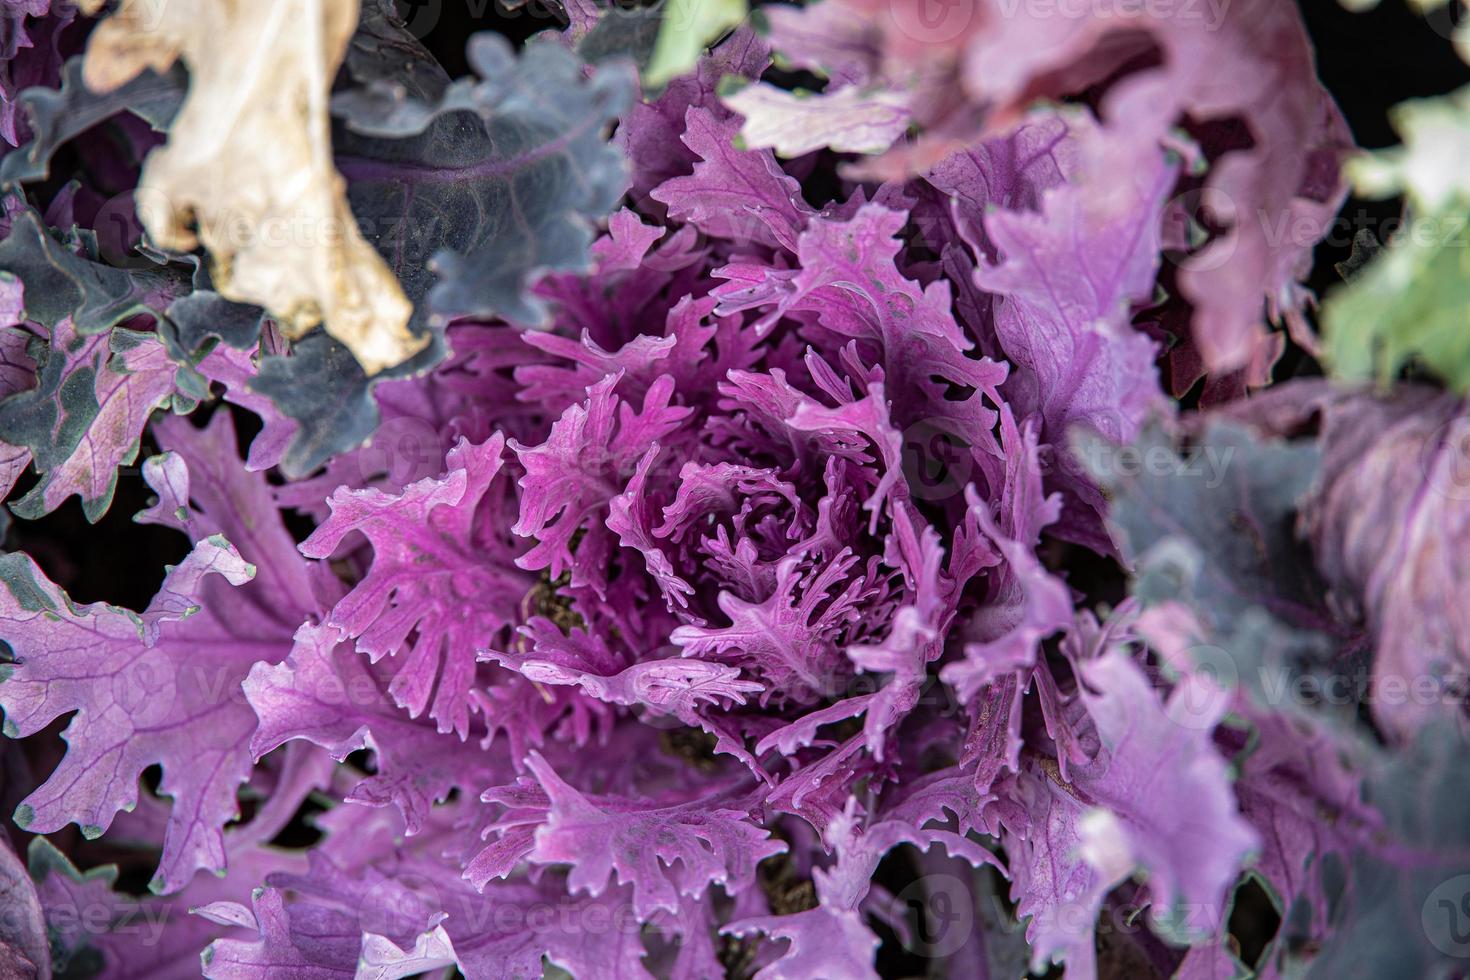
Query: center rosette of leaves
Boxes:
[
  {"xmin": 298, "ymin": 185, "xmax": 1026, "ymax": 803},
  {"xmin": 455, "ymin": 190, "xmax": 1018, "ymax": 747}
]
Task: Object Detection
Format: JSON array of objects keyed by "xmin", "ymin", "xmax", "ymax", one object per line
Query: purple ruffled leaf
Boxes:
[
  {"xmin": 486, "ymin": 630, "xmax": 763, "ymax": 726},
  {"xmin": 671, "ymin": 552, "xmax": 870, "ymax": 702},
  {"xmin": 300, "ymin": 433, "xmax": 531, "ymax": 738},
  {"xmin": 490, "ymin": 751, "xmax": 786, "ymax": 919},
  {"xmin": 997, "ymin": 647, "xmax": 1258, "ymax": 973},
  {"xmin": 712, "ymin": 203, "xmax": 1008, "ymax": 480},
  {"xmin": 940, "ymin": 409, "xmax": 1069, "ymax": 702},
  {"xmin": 650, "ymin": 106, "xmax": 814, "ymax": 252},
  {"xmin": 511, "ymin": 372, "xmax": 692, "ymax": 585},
  {"xmin": 619, "ymin": 26, "xmax": 770, "ymax": 208},
  {"xmin": 244, "ymin": 622, "xmax": 513, "ymax": 836},
  {"xmin": 0, "ymin": 535, "xmax": 260, "ymax": 894}
]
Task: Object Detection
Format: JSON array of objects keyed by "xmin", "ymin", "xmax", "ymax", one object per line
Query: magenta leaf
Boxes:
[
  {"xmin": 244, "ymin": 621, "xmax": 512, "ymax": 835},
  {"xmin": 998, "ymin": 648, "xmax": 1258, "ymax": 972},
  {"xmin": 483, "ymin": 751, "xmax": 785, "ymax": 919},
  {"xmin": 300, "ymin": 434, "xmax": 531, "ymax": 738},
  {"xmin": 0, "ymin": 535, "xmax": 258, "ymax": 893},
  {"xmin": 511, "ymin": 372, "xmax": 692, "ymax": 584},
  {"xmin": 649, "ymin": 106, "xmax": 813, "ymax": 251},
  {"xmin": 671, "ymin": 552, "xmax": 869, "ymax": 702},
  {"xmin": 486, "ymin": 625, "xmax": 763, "ymax": 725}
]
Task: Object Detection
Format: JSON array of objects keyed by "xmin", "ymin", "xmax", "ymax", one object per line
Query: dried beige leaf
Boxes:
[{"xmin": 80, "ymin": 0, "xmax": 422, "ymax": 374}]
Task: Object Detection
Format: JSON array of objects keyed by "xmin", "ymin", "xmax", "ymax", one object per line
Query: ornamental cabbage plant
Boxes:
[{"xmin": 0, "ymin": 1, "xmax": 1467, "ymax": 979}]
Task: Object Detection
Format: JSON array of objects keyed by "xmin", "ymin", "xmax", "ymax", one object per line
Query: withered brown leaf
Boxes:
[{"xmin": 80, "ymin": 0, "xmax": 423, "ymax": 374}]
